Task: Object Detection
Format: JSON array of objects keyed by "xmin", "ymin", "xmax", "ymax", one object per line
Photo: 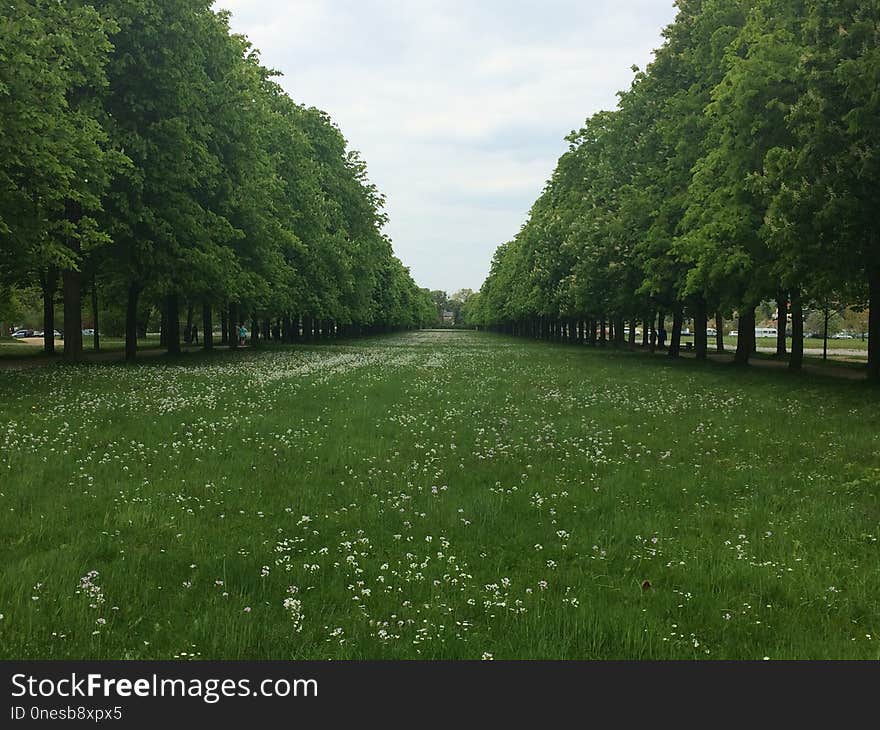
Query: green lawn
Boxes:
[
  {"xmin": 0, "ymin": 336, "xmax": 163, "ymax": 360},
  {"xmin": 756, "ymin": 336, "xmax": 868, "ymax": 352},
  {"xmin": 0, "ymin": 338, "xmax": 42, "ymax": 357},
  {"xmin": 679, "ymin": 335, "xmax": 868, "ymax": 353},
  {"xmin": 1, "ymin": 330, "xmax": 879, "ymax": 659}
]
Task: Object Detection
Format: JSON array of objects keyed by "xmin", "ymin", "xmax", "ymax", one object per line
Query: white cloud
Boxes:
[{"xmin": 218, "ymin": 0, "xmax": 678, "ymax": 291}]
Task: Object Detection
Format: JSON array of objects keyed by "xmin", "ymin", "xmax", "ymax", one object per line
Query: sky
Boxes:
[{"xmin": 218, "ymin": 0, "xmax": 680, "ymax": 293}]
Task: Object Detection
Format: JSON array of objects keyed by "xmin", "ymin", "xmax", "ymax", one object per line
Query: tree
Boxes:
[
  {"xmin": 475, "ymin": 0, "xmax": 876, "ymax": 381},
  {"xmin": 0, "ymin": 0, "xmax": 121, "ymax": 360}
]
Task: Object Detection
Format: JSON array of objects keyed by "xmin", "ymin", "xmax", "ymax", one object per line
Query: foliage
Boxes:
[
  {"xmin": 474, "ymin": 0, "xmax": 879, "ymax": 378},
  {"xmin": 0, "ymin": 1, "xmax": 430, "ymax": 359}
]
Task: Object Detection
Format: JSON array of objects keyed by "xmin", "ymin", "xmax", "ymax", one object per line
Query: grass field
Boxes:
[
  {"xmin": 0, "ymin": 336, "xmax": 162, "ymax": 359},
  {"xmin": 0, "ymin": 338, "xmax": 42, "ymax": 357},
  {"xmin": 1, "ymin": 330, "xmax": 879, "ymax": 659},
  {"xmin": 755, "ymin": 337, "xmax": 868, "ymax": 353},
  {"xmin": 690, "ymin": 335, "xmax": 868, "ymax": 355}
]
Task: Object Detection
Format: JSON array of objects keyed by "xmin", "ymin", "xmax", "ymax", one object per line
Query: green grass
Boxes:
[
  {"xmin": 754, "ymin": 336, "xmax": 868, "ymax": 352},
  {"xmin": 0, "ymin": 336, "xmax": 163, "ymax": 360},
  {"xmin": 0, "ymin": 338, "xmax": 42, "ymax": 356},
  {"xmin": 684, "ymin": 335, "xmax": 867, "ymax": 354},
  {"xmin": 1, "ymin": 330, "xmax": 879, "ymax": 659}
]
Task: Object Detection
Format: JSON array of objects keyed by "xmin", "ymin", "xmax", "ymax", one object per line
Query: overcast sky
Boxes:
[{"xmin": 218, "ymin": 0, "xmax": 679, "ymax": 293}]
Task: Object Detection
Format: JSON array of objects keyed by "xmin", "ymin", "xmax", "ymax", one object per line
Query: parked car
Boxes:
[
  {"xmin": 830, "ymin": 332, "xmax": 854, "ymax": 339},
  {"xmin": 729, "ymin": 330, "xmax": 738, "ymax": 337},
  {"xmin": 11, "ymin": 329, "xmax": 34, "ymax": 338},
  {"xmin": 706, "ymin": 327, "xmax": 717, "ymax": 337},
  {"xmin": 82, "ymin": 328, "xmax": 95, "ymax": 336}
]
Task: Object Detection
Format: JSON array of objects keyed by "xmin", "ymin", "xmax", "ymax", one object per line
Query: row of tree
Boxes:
[
  {"xmin": 469, "ymin": 0, "xmax": 879, "ymax": 380},
  {"xmin": 0, "ymin": 0, "xmax": 434, "ymax": 361}
]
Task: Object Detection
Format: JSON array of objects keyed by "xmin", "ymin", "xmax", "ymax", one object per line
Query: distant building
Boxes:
[{"xmin": 441, "ymin": 310, "xmax": 455, "ymax": 325}]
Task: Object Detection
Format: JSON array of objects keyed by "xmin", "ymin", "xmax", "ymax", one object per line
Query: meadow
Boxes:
[{"xmin": 1, "ymin": 330, "xmax": 878, "ymax": 659}]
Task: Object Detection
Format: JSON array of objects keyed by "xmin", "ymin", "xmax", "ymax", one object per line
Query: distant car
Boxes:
[
  {"xmin": 729, "ymin": 330, "xmax": 738, "ymax": 337},
  {"xmin": 706, "ymin": 328, "xmax": 717, "ymax": 337},
  {"xmin": 831, "ymin": 332, "xmax": 854, "ymax": 340},
  {"xmin": 82, "ymin": 328, "xmax": 95, "ymax": 336},
  {"xmin": 11, "ymin": 329, "xmax": 34, "ymax": 338}
]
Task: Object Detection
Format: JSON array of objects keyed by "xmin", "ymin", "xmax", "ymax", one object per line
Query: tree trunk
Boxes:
[
  {"xmin": 615, "ymin": 318, "xmax": 625, "ymax": 347},
  {"xmin": 715, "ymin": 313, "xmax": 725, "ymax": 353},
  {"xmin": 694, "ymin": 299, "xmax": 708, "ymax": 361},
  {"xmin": 62, "ymin": 201, "xmax": 83, "ymax": 363},
  {"xmin": 41, "ymin": 267, "xmax": 57, "ymax": 355},
  {"xmin": 668, "ymin": 309, "xmax": 683, "ymax": 358},
  {"xmin": 185, "ymin": 304, "xmax": 194, "ymax": 345},
  {"xmin": 159, "ymin": 310, "xmax": 167, "ymax": 347},
  {"xmin": 203, "ymin": 304, "xmax": 213, "ymax": 351},
  {"xmin": 823, "ymin": 307, "xmax": 829, "ymax": 361},
  {"xmin": 776, "ymin": 292, "xmax": 788, "ymax": 357},
  {"xmin": 62, "ymin": 268, "xmax": 83, "ymax": 362},
  {"xmin": 867, "ymin": 262, "xmax": 880, "ymax": 380},
  {"xmin": 734, "ymin": 306, "xmax": 756, "ymax": 365},
  {"xmin": 251, "ymin": 317, "xmax": 259, "ymax": 347},
  {"xmin": 91, "ymin": 275, "xmax": 100, "ymax": 351},
  {"xmin": 790, "ymin": 290, "xmax": 803, "ymax": 372},
  {"xmin": 123, "ymin": 285, "xmax": 138, "ymax": 362},
  {"xmin": 166, "ymin": 294, "xmax": 181, "ymax": 355},
  {"xmin": 221, "ymin": 310, "xmax": 228, "ymax": 345}
]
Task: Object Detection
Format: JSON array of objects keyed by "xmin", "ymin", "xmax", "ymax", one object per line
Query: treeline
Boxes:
[
  {"xmin": 0, "ymin": 1, "xmax": 434, "ymax": 360},
  {"xmin": 470, "ymin": 0, "xmax": 879, "ymax": 380}
]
